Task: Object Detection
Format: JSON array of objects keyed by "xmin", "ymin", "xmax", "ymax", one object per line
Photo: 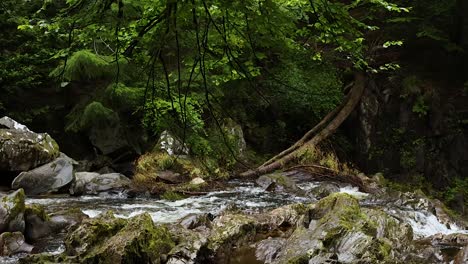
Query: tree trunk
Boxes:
[{"xmin": 240, "ymin": 72, "xmax": 366, "ymax": 177}]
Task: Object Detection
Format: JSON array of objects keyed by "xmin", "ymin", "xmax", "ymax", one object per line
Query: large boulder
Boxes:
[
  {"xmin": 271, "ymin": 193, "xmax": 414, "ymax": 264},
  {"xmin": 0, "ymin": 232, "xmax": 33, "ymax": 256},
  {"xmin": 11, "ymin": 157, "xmax": 74, "ymax": 195},
  {"xmin": 0, "ymin": 117, "xmax": 59, "ymax": 172},
  {"xmin": 0, "ymin": 189, "xmax": 25, "ymax": 233},
  {"xmin": 70, "ymin": 172, "xmax": 131, "ymax": 195},
  {"xmin": 61, "ymin": 212, "xmax": 174, "ymax": 263}
]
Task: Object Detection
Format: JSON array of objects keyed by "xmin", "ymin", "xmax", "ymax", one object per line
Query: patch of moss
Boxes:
[
  {"xmin": 25, "ymin": 204, "xmax": 50, "ymax": 221},
  {"xmin": 160, "ymin": 190, "xmax": 185, "ymax": 201}
]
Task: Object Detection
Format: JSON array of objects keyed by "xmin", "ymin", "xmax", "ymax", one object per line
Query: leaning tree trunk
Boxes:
[{"xmin": 240, "ymin": 72, "xmax": 366, "ymax": 177}]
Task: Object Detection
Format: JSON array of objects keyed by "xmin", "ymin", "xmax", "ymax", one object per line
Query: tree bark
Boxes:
[{"xmin": 240, "ymin": 72, "xmax": 366, "ymax": 177}]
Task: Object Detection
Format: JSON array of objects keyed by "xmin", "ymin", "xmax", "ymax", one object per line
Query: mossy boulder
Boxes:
[
  {"xmin": 271, "ymin": 193, "xmax": 414, "ymax": 264},
  {"xmin": 208, "ymin": 214, "xmax": 257, "ymax": 252},
  {"xmin": 0, "ymin": 189, "xmax": 25, "ymax": 233},
  {"xmin": 0, "ymin": 118, "xmax": 60, "ymax": 172},
  {"xmin": 24, "ymin": 204, "xmax": 51, "ymax": 242},
  {"xmin": 256, "ymin": 173, "xmax": 298, "ymax": 193},
  {"xmin": 0, "ymin": 231, "xmax": 33, "ymax": 256},
  {"xmin": 63, "ymin": 212, "xmax": 174, "ymax": 263}
]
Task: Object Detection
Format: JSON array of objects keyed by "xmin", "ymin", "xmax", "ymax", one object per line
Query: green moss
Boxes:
[
  {"xmin": 160, "ymin": 190, "xmax": 185, "ymax": 201},
  {"xmin": 65, "ymin": 211, "xmax": 127, "ymax": 255},
  {"xmin": 79, "ymin": 213, "xmax": 174, "ymax": 264},
  {"xmin": 25, "ymin": 204, "xmax": 50, "ymax": 221}
]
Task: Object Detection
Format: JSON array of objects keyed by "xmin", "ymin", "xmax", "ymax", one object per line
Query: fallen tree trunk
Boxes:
[{"xmin": 240, "ymin": 72, "xmax": 366, "ymax": 177}]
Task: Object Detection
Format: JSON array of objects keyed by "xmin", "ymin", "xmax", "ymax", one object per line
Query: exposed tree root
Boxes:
[{"xmin": 240, "ymin": 72, "xmax": 366, "ymax": 178}]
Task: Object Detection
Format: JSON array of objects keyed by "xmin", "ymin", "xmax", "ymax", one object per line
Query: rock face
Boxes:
[
  {"xmin": 24, "ymin": 212, "xmax": 174, "ymax": 263},
  {"xmin": 0, "ymin": 189, "xmax": 25, "ymax": 233},
  {"xmin": 70, "ymin": 172, "xmax": 131, "ymax": 195},
  {"xmin": 0, "ymin": 232, "xmax": 33, "ymax": 256},
  {"xmin": 155, "ymin": 131, "xmax": 189, "ymax": 156},
  {"xmin": 11, "ymin": 157, "xmax": 74, "ymax": 195},
  {"xmin": 0, "ymin": 117, "xmax": 59, "ymax": 172}
]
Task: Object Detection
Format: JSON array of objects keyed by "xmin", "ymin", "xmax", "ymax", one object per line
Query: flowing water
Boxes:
[{"xmin": 2, "ymin": 180, "xmax": 467, "ymax": 263}]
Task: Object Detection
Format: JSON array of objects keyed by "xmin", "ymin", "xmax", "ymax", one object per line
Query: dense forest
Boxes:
[{"xmin": 0, "ymin": 0, "xmax": 467, "ymax": 263}]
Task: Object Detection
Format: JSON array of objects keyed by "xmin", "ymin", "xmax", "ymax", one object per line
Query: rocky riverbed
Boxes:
[{"xmin": 1, "ymin": 116, "xmax": 467, "ymax": 263}]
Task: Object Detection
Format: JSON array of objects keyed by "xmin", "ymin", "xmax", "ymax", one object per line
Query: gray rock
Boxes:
[
  {"xmin": 273, "ymin": 193, "xmax": 413, "ymax": 264},
  {"xmin": 255, "ymin": 238, "xmax": 286, "ymax": 263},
  {"xmin": 306, "ymin": 182, "xmax": 340, "ymax": 199},
  {"xmin": 0, "ymin": 117, "xmax": 60, "ymax": 172},
  {"xmin": 155, "ymin": 131, "xmax": 189, "ymax": 156},
  {"xmin": 71, "ymin": 172, "xmax": 130, "ymax": 195},
  {"xmin": 222, "ymin": 119, "xmax": 246, "ymax": 155},
  {"xmin": 256, "ymin": 173, "xmax": 298, "ymax": 192},
  {"xmin": 11, "ymin": 157, "xmax": 74, "ymax": 195},
  {"xmin": 179, "ymin": 213, "xmax": 212, "ymax": 229},
  {"xmin": 24, "ymin": 205, "xmax": 51, "ymax": 242},
  {"xmin": 0, "ymin": 189, "xmax": 25, "ymax": 233},
  {"xmin": 158, "ymin": 170, "xmax": 188, "ymax": 184},
  {"xmin": 49, "ymin": 208, "xmax": 88, "ymax": 233},
  {"xmin": 0, "ymin": 232, "xmax": 33, "ymax": 256},
  {"xmin": 0, "ymin": 116, "xmax": 30, "ymax": 131}
]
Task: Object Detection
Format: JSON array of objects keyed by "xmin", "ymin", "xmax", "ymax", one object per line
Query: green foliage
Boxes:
[
  {"xmin": 444, "ymin": 178, "xmax": 468, "ymax": 207},
  {"xmin": 66, "ymin": 101, "xmax": 119, "ymax": 132},
  {"xmin": 106, "ymin": 83, "xmax": 145, "ymax": 112},
  {"xmin": 412, "ymin": 96, "xmax": 429, "ymax": 116},
  {"xmin": 51, "ymin": 50, "xmax": 117, "ymax": 81},
  {"xmin": 160, "ymin": 190, "xmax": 184, "ymax": 201}
]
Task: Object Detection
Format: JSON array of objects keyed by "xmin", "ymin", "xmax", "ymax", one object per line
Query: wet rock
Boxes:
[
  {"xmin": 0, "ymin": 232, "xmax": 33, "ymax": 256},
  {"xmin": 65, "ymin": 212, "xmax": 174, "ymax": 263},
  {"xmin": 454, "ymin": 245, "xmax": 468, "ymax": 264},
  {"xmin": 208, "ymin": 214, "xmax": 257, "ymax": 253},
  {"xmin": 179, "ymin": 213, "xmax": 212, "ymax": 230},
  {"xmin": 306, "ymin": 182, "xmax": 340, "ymax": 199},
  {"xmin": 273, "ymin": 193, "xmax": 414, "ymax": 264},
  {"xmin": 71, "ymin": 172, "xmax": 130, "ymax": 195},
  {"xmin": 255, "ymin": 238, "xmax": 286, "ymax": 263},
  {"xmin": 263, "ymin": 203, "xmax": 310, "ymax": 229},
  {"xmin": 49, "ymin": 207, "xmax": 88, "ymax": 233},
  {"xmin": 158, "ymin": 170, "xmax": 188, "ymax": 184},
  {"xmin": 167, "ymin": 226, "xmax": 210, "ymax": 264},
  {"xmin": 0, "ymin": 189, "xmax": 25, "ymax": 233},
  {"xmin": 0, "ymin": 117, "xmax": 60, "ymax": 172},
  {"xmin": 155, "ymin": 131, "xmax": 189, "ymax": 156},
  {"xmin": 24, "ymin": 204, "xmax": 51, "ymax": 242},
  {"xmin": 11, "ymin": 157, "xmax": 74, "ymax": 195},
  {"xmin": 256, "ymin": 173, "xmax": 298, "ymax": 193}
]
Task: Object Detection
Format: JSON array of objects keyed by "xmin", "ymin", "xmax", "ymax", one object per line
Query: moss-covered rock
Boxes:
[
  {"xmin": 272, "ymin": 193, "xmax": 414, "ymax": 264},
  {"xmin": 256, "ymin": 173, "xmax": 299, "ymax": 193},
  {"xmin": 0, "ymin": 231, "xmax": 33, "ymax": 256},
  {"xmin": 60, "ymin": 212, "xmax": 175, "ymax": 263},
  {"xmin": 0, "ymin": 188, "xmax": 26, "ymax": 233},
  {"xmin": 24, "ymin": 204, "xmax": 51, "ymax": 241},
  {"xmin": 0, "ymin": 120, "xmax": 60, "ymax": 172}
]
